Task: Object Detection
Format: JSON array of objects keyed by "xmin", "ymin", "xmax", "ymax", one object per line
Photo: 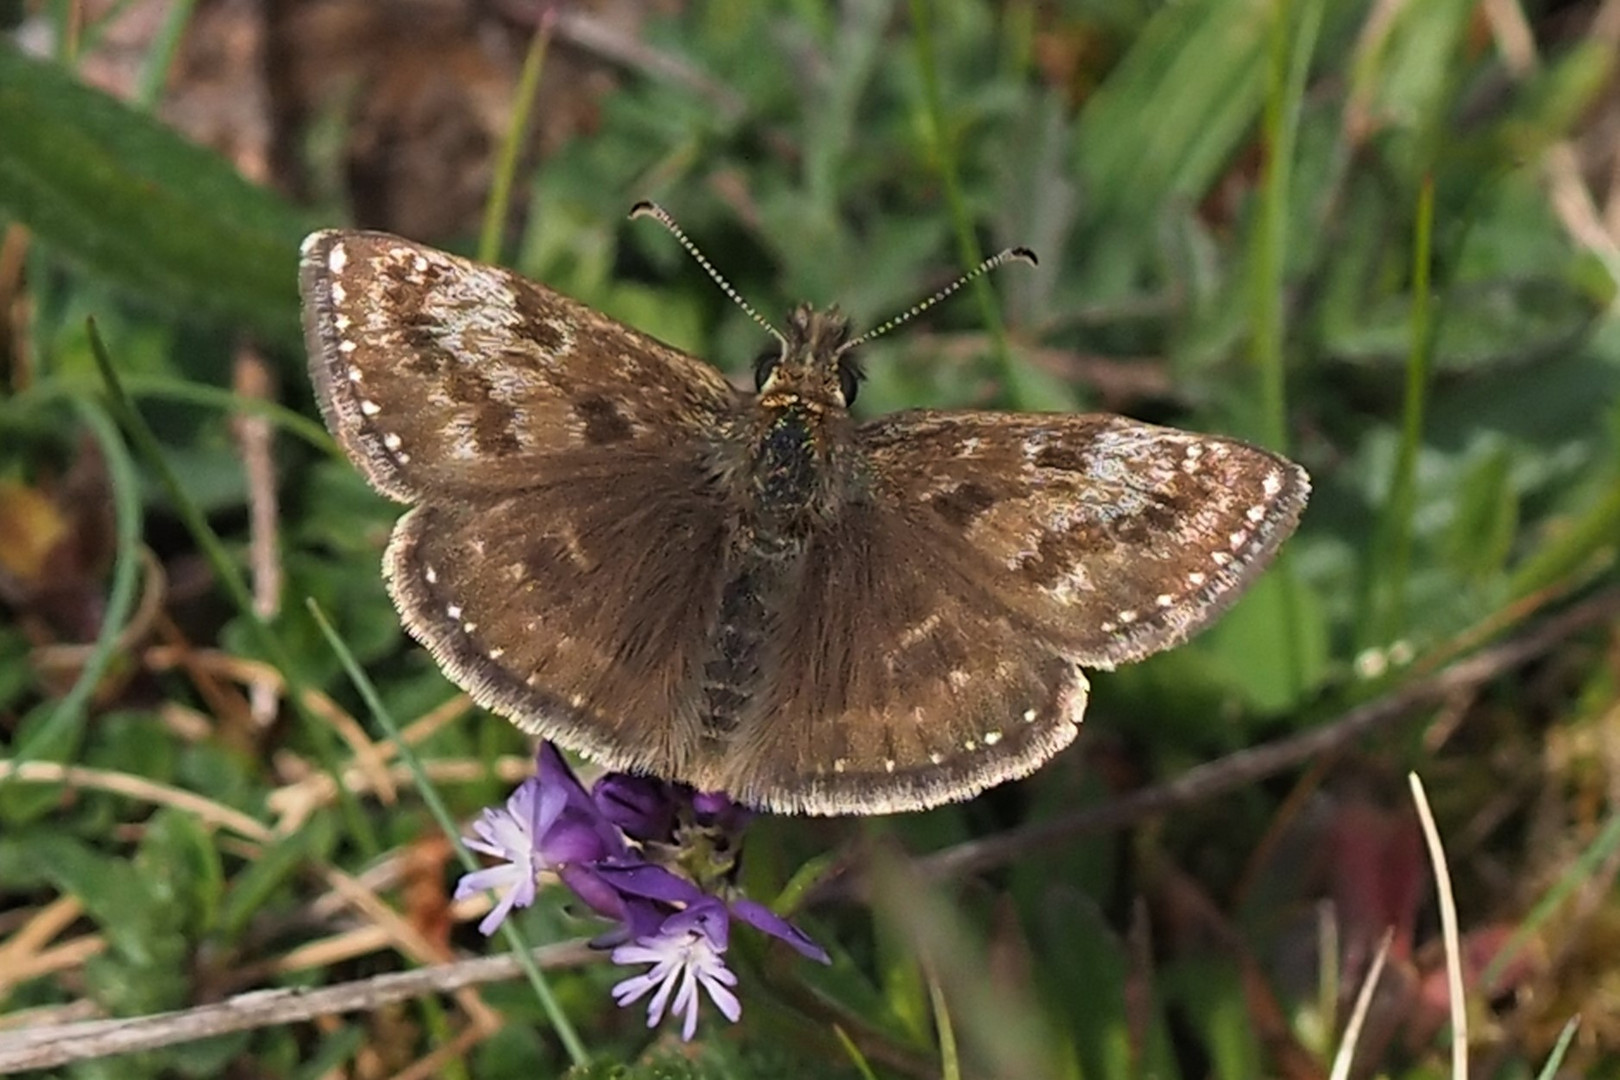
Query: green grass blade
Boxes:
[
  {"xmin": 86, "ymin": 318, "xmax": 379, "ymax": 856},
  {"xmin": 0, "ymin": 397, "xmax": 142, "ymax": 788},
  {"xmin": 479, "ymin": 14, "xmax": 555, "ymax": 265},
  {"xmin": 1535, "ymin": 1016, "xmax": 1581, "ymax": 1080},
  {"xmin": 0, "ymin": 44, "xmax": 312, "ymax": 346},
  {"xmin": 132, "ymin": 0, "xmax": 199, "ymax": 111},
  {"xmin": 307, "ymin": 599, "xmax": 591, "ymax": 1067},
  {"xmin": 10, "ymin": 373, "xmax": 338, "ymax": 453},
  {"xmin": 907, "ymin": 0, "xmax": 1029, "ymax": 405}
]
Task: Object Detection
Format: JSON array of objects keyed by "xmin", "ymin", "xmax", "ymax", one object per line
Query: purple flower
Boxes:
[
  {"xmin": 598, "ymin": 863, "xmax": 830, "ymax": 963},
  {"xmin": 691, "ymin": 789, "xmax": 754, "ymax": 835},
  {"xmin": 592, "ymin": 774, "xmax": 755, "ymax": 845},
  {"xmin": 593, "ymin": 774, "xmax": 679, "ymax": 843},
  {"xmin": 457, "ymin": 741, "xmax": 829, "ymax": 1040},
  {"xmin": 611, "ymin": 899, "xmax": 740, "ymax": 1040},
  {"xmin": 455, "ymin": 745, "xmax": 626, "ymax": 935},
  {"xmin": 455, "ymin": 780, "xmax": 544, "ymax": 936}
]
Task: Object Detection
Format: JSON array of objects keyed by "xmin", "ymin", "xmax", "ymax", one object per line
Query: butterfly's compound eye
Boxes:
[
  {"xmin": 753, "ymin": 350, "xmax": 779, "ymax": 391},
  {"xmin": 837, "ymin": 358, "xmax": 863, "ymax": 405}
]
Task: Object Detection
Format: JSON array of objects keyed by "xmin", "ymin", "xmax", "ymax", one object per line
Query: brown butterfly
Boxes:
[{"xmin": 300, "ymin": 207, "xmax": 1309, "ymax": 815}]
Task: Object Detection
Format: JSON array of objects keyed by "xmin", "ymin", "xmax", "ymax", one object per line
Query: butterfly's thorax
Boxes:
[
  {"xmin": 746, "ymin": 397, "xmax": 857, "ymax": 539},
  {"xmin": 698, "ymin": 307, "xmax": 864, "ymax": 738},
  {"xmin": 736, "ymin": 305, "xmax": 863, "ymax": 542}
]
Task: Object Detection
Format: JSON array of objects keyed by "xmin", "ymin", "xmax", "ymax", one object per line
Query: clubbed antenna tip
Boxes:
[
  {"xmin": 840, "ymin": 245, "xmax": 1040, "ymax": 353},
  {"xmin": 629, "ymin": 202, "xmax": 784, "ymax": 345}
]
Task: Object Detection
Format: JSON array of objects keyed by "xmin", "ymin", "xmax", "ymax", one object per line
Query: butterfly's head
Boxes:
[{"xmin": 752, "ymin": 304, "xmax": 864, "ymax": 410}]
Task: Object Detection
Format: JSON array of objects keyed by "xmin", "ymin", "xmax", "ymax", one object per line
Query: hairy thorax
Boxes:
[{"xmin": 699, "ymin": 395, "xmax": 857, "ymax": 738}]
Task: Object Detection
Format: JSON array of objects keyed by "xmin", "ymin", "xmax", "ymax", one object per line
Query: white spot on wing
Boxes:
[
  {"xmin": 899, "ymin": 613, "xmax": 941, "ymax": 647},
  {"xmin": 327, "ymin": 243, "xmax": 348, "ymax": 274}
]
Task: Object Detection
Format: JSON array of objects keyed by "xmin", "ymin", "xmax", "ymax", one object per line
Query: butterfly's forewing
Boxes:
[
  {"xmin": 859, "ymin": 411, "xmax": 1310, "ymax": 665},
  {"xmin": 301, "ymin": 230, "xmax": 741, "ymax": 502}
]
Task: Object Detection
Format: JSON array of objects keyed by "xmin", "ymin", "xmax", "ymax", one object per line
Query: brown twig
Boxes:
[
  {"xmin": 231, "ymin": 348, "xmax": 283, "ymax": 730},
  {"xmin": 532, "ymin": 6, "xmax": 746, "ymax": 122},
  {"xmin": 815, "ymin": 586, "xmax": 1620, "ymax": 903},
  {"xmin": 0, "ymin": 940, "xmax": 596, "ymax": 1073}
]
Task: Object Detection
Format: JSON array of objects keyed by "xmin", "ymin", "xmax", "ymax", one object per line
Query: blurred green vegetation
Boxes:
[{"xmin": 2, "ymin": 0, "xmax": 1618, "ymax": 1077}]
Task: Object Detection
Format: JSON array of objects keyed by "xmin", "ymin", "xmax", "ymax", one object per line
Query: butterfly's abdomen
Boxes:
[{"xmin": 700, "ymin": 565, "xmax": 777, "ymax": 740}]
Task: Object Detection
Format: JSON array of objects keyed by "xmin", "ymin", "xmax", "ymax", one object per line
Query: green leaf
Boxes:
[
  {"xmin": 0, "ymin": 699, "xmax": 87, "ymax": 823},
  {"xmin": 135, "ymin": 807, "xmax": 226, "ymax": 940},
  {"xmin": 0, "ymin": 44, "xmax": 313, "ymax": 345},
  {"xmin": 1444, "ymin": 443, "xmax": 1518, "ymax": 584},
  {"xmin": 1074, "ymin": 0, "xmax": 1271, "ymax": 295},
  {"xmin": 219, "ymin": 819, "xmax": 332, "ymax": 939},
  {"xmin": 1034, "ymin": 886, "xmax": 1142, "ymax": 1080},
  {"xmin": 1199, "ymin": 567, "xmax": 1328, "ymax": 713}
]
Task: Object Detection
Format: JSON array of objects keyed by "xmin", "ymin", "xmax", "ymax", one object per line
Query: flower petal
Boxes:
[
  {"xmin": 673, "ymin": 962, "xmax": 701, "ymax": 1040},
  {"xmin": 729, "ymin": 897, "xmax": 829, "ymax": 963},
  {"xmin": 558, "ymin": 864, "xmax": 626, "ymax": 921},
  {"xmin": 596, "ymin": 863, "xmax": 705, "ymax": 905},
  {"xmin": 700, "ymin": 970, "xmax": 741, "ymax": 1023},
  {"xmin": 593, "ymin": 774, "xmax": 679, "ymax": 842},
  {"xmin": 452, "ymin": 863, "xmax": 522, "ymax": 901}
]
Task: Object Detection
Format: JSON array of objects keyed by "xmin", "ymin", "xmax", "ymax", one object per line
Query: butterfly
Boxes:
[{"xmin": 300, "ymin": 208, "xmax": 1308, "ymax": 815}]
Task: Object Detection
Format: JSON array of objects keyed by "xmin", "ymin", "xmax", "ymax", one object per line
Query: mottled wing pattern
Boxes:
[
  {"xmin": 859, "ymin": 411, "xmax": 1310, "ymax": 667},
  {"xmin": 720, "ymin": 410, "xmax": 1306, "ymax": 813},
  {"xmin": 720, "ymin": 502, "xmax": 1088, "ymax": 814},
  {"xmin": 383, "ymin": 449, "xmax": 733, "ymax": 777},
  {"xmin": 300, "ymin": 230, "xmax": 742, "ymax": 502}
]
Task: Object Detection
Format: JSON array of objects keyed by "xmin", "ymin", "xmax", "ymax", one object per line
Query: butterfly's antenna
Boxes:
[
  {"xmin": 839, "ymin": 246, "xmax": 1038, "ymax": 354},
  {"xmin": 630, "ymin": 201, "xmax": 785, "ymax": 346}
]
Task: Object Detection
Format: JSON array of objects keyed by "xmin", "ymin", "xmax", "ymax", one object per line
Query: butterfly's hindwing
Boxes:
[
  {"xmin": 720, "ymin": 502, "xmax": 1089, "ymax": 814},
  {"xmin": 382, "ymin": 449, "xmax": 734, "ymax": 778}
]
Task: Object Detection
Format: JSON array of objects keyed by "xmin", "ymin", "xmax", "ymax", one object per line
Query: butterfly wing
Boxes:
[
  {"xmin": 301, "ymin": 230, "xmax": 745, "ymax": 776},
  {"xmin": 720, "ymin": 410, "xmax": 1307, "ymax": 814},
  {"xmin": 300, "ymin": 230, "xmax": 743, "ymax": 503},
  {"xmin": 718, "ymin": 500, "xmax": 1089, "ymax": 814},
  {"xmin": 383, "ymin": 449, "xmax": 732, "ymax": 777},
  {"xmin": 858, "ymin": 410, "xmax": 1309, "ymax": 665}
]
